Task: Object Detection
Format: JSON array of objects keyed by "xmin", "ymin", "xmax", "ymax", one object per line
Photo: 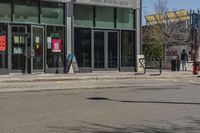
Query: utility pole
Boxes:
[
  {"xmin": 192, "ymin": 28, "xmax": 199, "ymax": 74},
  {"xmin": 194, "ymin": 28, "xmax": 199, "ymax": 62},
  {"xmin": 191, "ymin": 10, "xmax": 200, "ymax": 74}
]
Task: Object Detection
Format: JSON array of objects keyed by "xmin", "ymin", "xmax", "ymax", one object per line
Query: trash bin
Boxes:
[
  {"xmin": 176, "ymin": 60, "xmax": 180, "ymax": 71},
  {"xmin": 171, "ymin": 60, "xmax": 177, "ymax": 71}
]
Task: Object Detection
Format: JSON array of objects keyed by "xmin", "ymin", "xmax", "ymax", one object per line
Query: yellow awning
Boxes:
[{"xmin": 145, "ymin": 9, "xmax": 190, "ymax": 24}]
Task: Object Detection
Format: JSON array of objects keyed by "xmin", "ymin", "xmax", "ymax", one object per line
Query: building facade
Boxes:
[{"xmin": 0, "ymin": 0, "xmax": 141, "ymax": 75}]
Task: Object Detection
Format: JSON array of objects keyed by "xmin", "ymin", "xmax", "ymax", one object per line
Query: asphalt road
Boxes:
[{"xmin": 0, "ymin": 78, "xmax": 200, "ymax": 133}]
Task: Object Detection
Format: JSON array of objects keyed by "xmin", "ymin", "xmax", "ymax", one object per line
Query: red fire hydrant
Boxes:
[{"xmin": 193, "ymin": 61, "xmax": 199, "ymax": 75}]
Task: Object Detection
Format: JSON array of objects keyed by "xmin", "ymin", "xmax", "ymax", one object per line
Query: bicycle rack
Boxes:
[{"xmin": 135, "ymin": 58, "xmax": 162, "ymax": 76}]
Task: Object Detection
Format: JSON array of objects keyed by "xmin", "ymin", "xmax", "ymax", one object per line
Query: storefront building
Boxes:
[{"xmin": 0, "ymin": 0, "xmax": 141, "ymax": 75}]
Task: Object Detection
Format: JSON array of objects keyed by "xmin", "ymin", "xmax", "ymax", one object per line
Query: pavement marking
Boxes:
[
  {"xmin": 156, "ymin": 79, "xmax": 166, "ymax": 81},
  {"xmin": 188, "ymin": 80, "xmax": 194, "ymax": 84},
  {"xmin": 55, "ymin": 81, "xmax": 65, "ymax": 84},
  {"xmin": 173, "ymin": 79, "xmax": 178, "ymax": 82}
]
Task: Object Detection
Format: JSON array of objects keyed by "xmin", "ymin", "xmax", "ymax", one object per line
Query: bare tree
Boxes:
[
  {"xmin": 163, "ymin": 21, "xmax": 192, "ymax": 47},
  {"xmin": 143, "ymin": 0, "xmax": 192, "ymax": 59},
  {"xmin": 154, "ymin": 0, "xmax": 168, "ymax": 14}
]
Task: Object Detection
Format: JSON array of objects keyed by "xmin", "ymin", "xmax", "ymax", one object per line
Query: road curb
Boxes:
[
  {"xmin": 0, "ymin": 75, "xmax": 197, "ymax": 83},
  {"xmin": 0, "ymin": 78, "xmax": 199, "ymax": 93},
  {"xmin": 0, "ymin": 85, "xmax": 138, "ymax": 93}
]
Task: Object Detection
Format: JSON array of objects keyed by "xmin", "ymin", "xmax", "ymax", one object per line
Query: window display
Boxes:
[
  {"xmin": 11, "ymin": 26, "xmax": 26, "ymax": 70},
  {"xmin": 0, "ymin": 35, "xmax": 6, "ymax": 52},
  {"xmin": 0, "ymin": 23, "xmax": 8, "ymax": 69},
  {"xmin": 46, "ymin": 26, "xmax": 65, "ymax": 68},
  {"xmin": 52, "ymin": 38, "xmax": 61, "ymax": 53}
]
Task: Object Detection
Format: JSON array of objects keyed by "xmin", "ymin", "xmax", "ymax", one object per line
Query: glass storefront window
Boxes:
[
  {"xmin": 41, "ymin": 2, "xmax": 64, "ymax": 25},
  {"xmin": 0, "ymin": 0, "xmax": 11, "ymax": 21},
  {"xmin": 74, "ymin": 5, "xmax": 93, "ymax": 27},
  {"xmin": 11, "ymin": 26, "xmax": 26, "ymax": 70},
  {"xmin": 0, "ymin": 23, "xmax": 8, "ymax": 69},
  {"xmin": 14, "ymin": 0, "xmax": 39, "ymax": 23},
  {"xmin": 74, "ymin": 28, "xmax": 91, "ymax": 67},
  {"xmin": 117, "ymin": 8, "xmax": 135, "ymax": 29},
  {"xmin": 46, "ymin": 26, "xmax": 65, "ymax": 68},
  {"xmin": 121, "ymin": 31, "xmax": 135, "ymax": 67},
  {"xmin": 96, "ymin": 6, "xmax": 114, "ymax": 28}
]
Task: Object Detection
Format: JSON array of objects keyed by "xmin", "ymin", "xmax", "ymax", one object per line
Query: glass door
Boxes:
[
  {"xmin": 108, "ymin": 31, "xmax": 119, "ymax": 69},
  {"xmin": 11, "ymin": 26, "xmax": 27, "ymax": 73},
  {"xmin": 93, "ymin": 30, "xmax": 119, "ymax": 71},
  {"xmin": 31, "ymin": 26, "xmax": 44, "ymax": 73},
  {"xmin": 94, "ymin": 31, "xmax": 105, "ymax": 69}
]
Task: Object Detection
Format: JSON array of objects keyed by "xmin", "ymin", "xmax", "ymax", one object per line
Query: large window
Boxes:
[
  {"xmin": 0, "ymin": 0, "xmax": 11, "ymax": 21},
  {"xmin": 74, "ymin": 28, "xmax": 91, "ymax": 67},
  {"xmin": 74, "ymin": 5, "xmax": 93, "ymax": 27},
  {"xmin": 41, "ymin": 2, "xmax": 64, "ymax": 25},
  {"xmin": 14, "ymin": 0, "xmax": 39, "ymax": 23},
  {"xmin": 96, "ymin": 6, "xmax": 114, "ymax": 28},
  {"xmin": 46, "ymin": 26, "xmax": 65, "ymax": 68},
  {"xmin": 117, "ymin": 8, "xmax": 135, "ymax": 29},
  {"xmin": 0, "ymin": 23, "xmax": 8, "ymax": 69},
  {"xmin": 121, "ymin": 31, "xmax": 135, "ymax": 67}
]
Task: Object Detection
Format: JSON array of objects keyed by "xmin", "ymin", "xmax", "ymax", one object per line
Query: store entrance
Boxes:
[
  {"xmin": 93, "ymin": 30, "xmax": 119, "ymax": 70},
  {"xmin": 10, "ymin": 25, "xmax": 44, "ymax": 74}
]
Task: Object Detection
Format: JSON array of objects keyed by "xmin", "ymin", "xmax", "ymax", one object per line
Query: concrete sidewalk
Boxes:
[{"xmin": 0, "ymin": 71, "xmax": 198, "ymax": 83}]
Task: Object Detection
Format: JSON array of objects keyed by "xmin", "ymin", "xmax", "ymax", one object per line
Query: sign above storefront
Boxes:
[
  {"xmin": 41, "ymin": 0, "xmax": 140, "ymax": 9},
  {"xmin": 75, "ymin": 0, "xmax": 140, "ymax": 9}
]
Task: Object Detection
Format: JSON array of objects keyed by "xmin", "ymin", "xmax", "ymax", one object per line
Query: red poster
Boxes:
[
  {"xmin": 0, "ymin": 35, "xmax": 6, "ymax": 51},
  {"xmin": 52, "ymin": 38, "xmax": 61, "ymax": 52}
]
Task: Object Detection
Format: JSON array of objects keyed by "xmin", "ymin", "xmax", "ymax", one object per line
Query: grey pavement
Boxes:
[
  {"xmin": 0, "ymin": 79, "xmax": 200, "ymax": 133},
  {"xmin": 0, "ymin": 70, "xmax": 199, "ymax": 93},
  {"xmin": 0, "ymin": 70, "xmax": 198, "ymax": 84}
]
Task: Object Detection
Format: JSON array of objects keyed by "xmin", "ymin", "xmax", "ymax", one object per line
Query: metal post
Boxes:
[
  {"xmin": 66, "ymin": 0, "xmax": 74, "ymax": 55},
  {"xmin": 194, "ymin": 28, "xmax": 199, "ymax": 62}
]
